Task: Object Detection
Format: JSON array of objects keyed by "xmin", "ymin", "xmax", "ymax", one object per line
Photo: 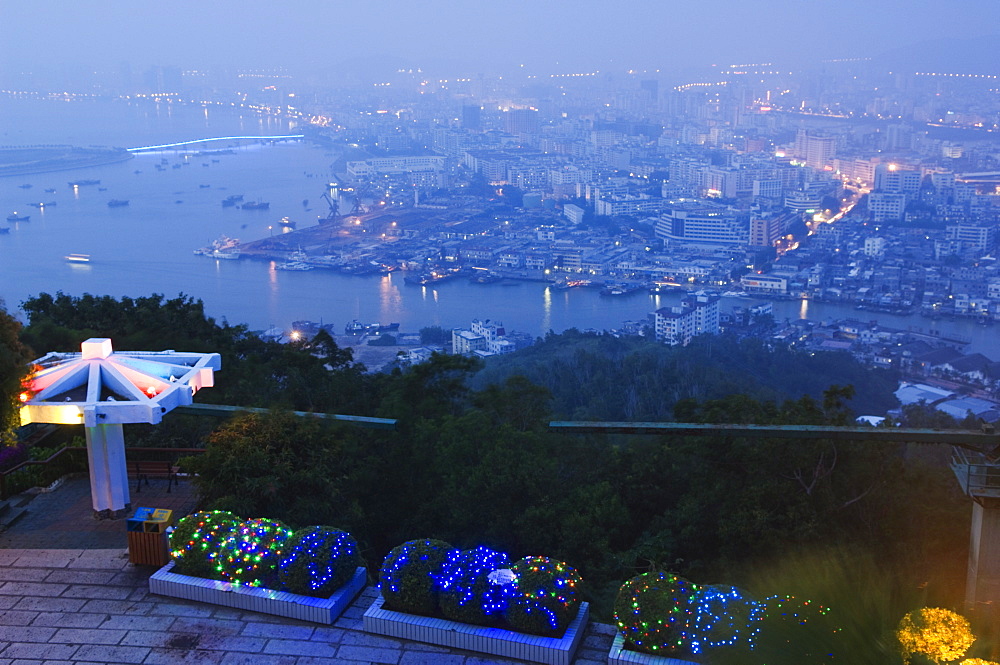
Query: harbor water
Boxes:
[{"xmin": 1, "ymin": 97, "xmax": 998, "ymax": 359}]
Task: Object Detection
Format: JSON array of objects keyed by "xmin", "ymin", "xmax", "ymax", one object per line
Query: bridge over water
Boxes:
[{"xmin": 126, "ymin": 134, "xmax": 304, "ymax": 153}]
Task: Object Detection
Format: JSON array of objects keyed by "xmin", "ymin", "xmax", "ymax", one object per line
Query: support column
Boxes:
[
  {"xmin": 966, "ymin": 497, "xmax": 1000, "ymax": 611},
  {"xmin": 84, "ymin": 423, "xmax": 131, "ymax": 519}
]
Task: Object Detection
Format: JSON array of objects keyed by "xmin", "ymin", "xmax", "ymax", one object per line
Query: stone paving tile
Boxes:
[
  {"xmin": 336, "ymin": 631, "xmax": 405, "ymax": 649},
  {"xmin": 262, "ymin": 639, "xmax": 336, "ymax": 657},
  {"xmin": 49, "ymin": 627, "xmax": 127, "ymax": 645},
  {"xmin": 240, "ymin": 623, "xmax": 315, "ymax": 640},
  {"xmin": 0, "ymin": 611, "xmax": 38, "ymax": 627},
  {"xmin": 99, "ymin": 614, "xmax": 175, "ymax": 631},
  {"xmin": 171, "ymin": 617, "xmax": 246, "ymax": 637},
  {"xmin": 218, "ymin": 653, "xmax": 297, "ymax": 665},
  {"xmin": 0, "ymin": 569, "xmax": 50, "ymax": 582},
  {"xmin": 31, "ymin": 611, "xmax": 109, "ymax": 628},
  {"xmin": 193, "ymin": 635, "xmax": 267, "ymax": 654},
  {"xmin": 0, "ymin": 597, "xmax": 18, "ymax": 610},
  {"xmin": 306, "ymin": 626, "xmax": 345, "ymax": 643},
  {"xmin": 0, "ymin": 644, "xmax": 78, "ymax": 660},
  {"xmin": 398, "ymin": 651, "xmax": 468, "ymax": 665},
  {"xmin": 334, "ymin": 644, "xmax": 402, "ymax": 663},
  {"xmin": 0, "ymin": 627, "xmax": 57, "ymax": 643},
  {"xmin": 59, "ymin": 584, "xmax": 134, "ymax": 600},
  {"xmin": 71, "ymin": 644, "xmax": 149, "ymax": 663},
  {"xmin": 464, "ymin": 657, "xmax": 526, "ymax": 665},
  {"xmin": 10, "ymin": 597, "xmax": 85, "ymax": 613},
  {"xmin": 146, "ymin": 601, "xmax": 217, "ymax": 618},
  {"xmin": 43, "ymin": 570, "xmax": 117, "ymax": 585},
  {"xmin": 142, "ymin": 649, "xmax": 227, "ymax": 665},
  {"xmin": 77, "ymin": 599, "xmax": 149, "ymax": 614},
  {"xmin": 0, "ymin": 582, "xmax": 68, "ymax": 596}
]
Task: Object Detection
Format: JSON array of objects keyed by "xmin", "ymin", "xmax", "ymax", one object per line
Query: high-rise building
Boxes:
[
  {"xmin": 503, "ymin": 108, "xmax": 539, "ymax": 136},
  {"xmin": 794, "ymin": 129, "xmax": 837, "ymax": 170},
  {"xmin": 462, "ymin": 105, "xmax": 482, "ymax": 131},
  {"xmin": 654, "ymin": 295, "xmax": 720, "ymax": 346}
]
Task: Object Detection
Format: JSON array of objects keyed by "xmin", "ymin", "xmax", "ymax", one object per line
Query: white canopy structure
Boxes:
[{"xmin": 19, "ymin": 338, "xmax": 220, "ymax": 517}]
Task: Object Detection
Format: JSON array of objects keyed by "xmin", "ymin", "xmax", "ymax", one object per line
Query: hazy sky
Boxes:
[{"xmin": 3, "ymin": 0, "xmax": 999, "ymax": 79}]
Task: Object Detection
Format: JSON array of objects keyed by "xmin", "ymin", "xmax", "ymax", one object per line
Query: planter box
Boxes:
[
  {"xmin": 149, "ymin": 561, "xmax": 366, "ymax": 624},
  {"xmin": 607, "ymin": 633, "xmax": 698, "ymax": 665},
  {"xmin": 363, "ymin": 594, "xmax": 588, "ymax": 665}
]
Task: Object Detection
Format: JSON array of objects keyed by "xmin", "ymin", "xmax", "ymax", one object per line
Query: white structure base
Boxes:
[
  {"xmin": 607, "ymin": 634, "xmax": 699, "ymax": 665},
  {"xmin": 85, "ymin": 423, "xmax": 130, "ymax": 516},
  {"xmin": 363, "ymin": 595, "xmax": 588, "ymax": 665},
  {"xmin": 150, "ymin": 562, "xmax": 366, "ymax": 624}
]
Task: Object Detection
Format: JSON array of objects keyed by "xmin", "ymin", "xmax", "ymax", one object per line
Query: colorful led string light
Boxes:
[
  {"xmin": 216, "ymin": 518, "xmax": 293, "ymax": 588},
  {"xmin": 168, "ymin": 510, "xmax": 241, "ymax": 577}
]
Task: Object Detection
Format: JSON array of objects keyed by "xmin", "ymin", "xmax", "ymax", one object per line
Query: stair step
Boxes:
[{"xmin": 0, "ymin": 506, "xmax": 27, "ymax": 530}]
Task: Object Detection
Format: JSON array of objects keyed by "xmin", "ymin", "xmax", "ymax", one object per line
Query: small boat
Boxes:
[
  {"xmin": 199, "ymin": 184, "xmax": 211, "ymax": 188},
  {"xmin": 241, "ymin": 201, "xmax": 270, "ymax": 210},
  {"xmin": 98, "ymin": 187, "xmax": 108, "ymax": 191},
  {"xmin": 278, "ymin": 216, "xmax": 296, "ymax": 229},
  {"xmin": 107, "ymin": 200, "xmax": 129, "ymax": 207},
  {"xmin": 68, "ymin": 179, "xmax": 100, "ymax": 187},
  {"xmin": 6, "ymin": 212, "xmax": 30, "ymax": 222},
  {"xmin": 0, "ymin": 227, "xmax": 9, "ymax": 234},
  {"xmin": 27, "ymin": 202, "xmax": 56, "ymax": 209},
  {"xmin": 44, "ymin": 188, "xmax": 56, "ymax": 193},
  {"xmin": 65, "ymin": 254, "xmax": 91, "ymax": 263},
  {"xmin": 19, "ymin": 184, "xmax": 32, "ymax": 189}
]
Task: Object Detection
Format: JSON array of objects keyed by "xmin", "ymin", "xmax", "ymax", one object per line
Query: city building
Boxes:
[{"xmin": 654, "ymin": 294, "xmax": 720, "ymax": 346}]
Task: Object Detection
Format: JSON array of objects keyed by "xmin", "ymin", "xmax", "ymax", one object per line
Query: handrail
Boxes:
[{"xmin": 0, "ymin": 446, "xmax": 207, "ymax": 500}]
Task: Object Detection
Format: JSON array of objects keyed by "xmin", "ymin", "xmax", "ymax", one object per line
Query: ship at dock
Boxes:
[{"xmin": 194, "ymin": 235, "xmax": 241, "ymax": 260}]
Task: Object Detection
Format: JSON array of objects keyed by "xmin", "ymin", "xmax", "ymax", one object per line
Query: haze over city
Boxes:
[{"xmin": 4, "ymin": 0, "xmax": 1000, "ymax": 81}]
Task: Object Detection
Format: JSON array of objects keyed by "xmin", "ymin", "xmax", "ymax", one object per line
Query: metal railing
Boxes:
[{"xmin": 0, "ymin": 447, "xmax": 205, "ymax": 500}]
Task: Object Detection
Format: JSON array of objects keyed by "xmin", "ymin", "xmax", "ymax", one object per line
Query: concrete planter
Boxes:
[
  {"xmin": 149, "ymin": 561, "xmax": 366, "ymax": 624},
  {"xmin": 363, "ymin": 594, "xmax": 588, "ymax": 665},
  {"xmin": 607, "ymin": 633, "xmax": 699, "ymax": 665}
]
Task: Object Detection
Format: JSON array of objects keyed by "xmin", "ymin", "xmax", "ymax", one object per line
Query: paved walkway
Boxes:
[{"xmin": 0, "ymin": 478, "xmax": 615, "ymax": 664}]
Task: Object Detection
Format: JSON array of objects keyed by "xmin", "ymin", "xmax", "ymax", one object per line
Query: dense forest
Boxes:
[{"xmin": 1, "ymin": 292, "xmax": 986, "ymax": 662}]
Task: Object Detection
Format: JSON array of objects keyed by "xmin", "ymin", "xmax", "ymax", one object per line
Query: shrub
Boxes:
[
  {"xmin": 614, "ymin": 572, "xmax": 700, "ymax": 656},
  {"xmin": 168, "ymin": 510, "xmax": 242, "ymax": 578},
  {"xmin": 897, "ymin": 607, "xmax": 974, "ymax": 665},
  {"xmin": 437, "ymin": 546, "xmax": 511, "ymax": 626},
  {"xmin": 0, "ymin": 442, "xmax": 29, "ymax": 472},
  {"xmin": 504, "ymin": 556, "xmax": 583, "ymax": 637},
  {"xmin": 278, "ymin": 526, "xmax": 362, "ymax": 598},
  {"xmin": 687, "ymin": 584, "xmax": 756, "ymax": 656},
  {"xmin": 379, "ymin": 538, "xmax": 455, "ymax": 615},
  {"xmin": 217, "ymin": 518, "xmax": 294, "ymax": 588}
]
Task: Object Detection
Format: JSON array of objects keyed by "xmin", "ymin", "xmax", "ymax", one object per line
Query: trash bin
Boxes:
[{"xmin": 127, "ymin": 507, "xmax": 174, "ymax": 566}]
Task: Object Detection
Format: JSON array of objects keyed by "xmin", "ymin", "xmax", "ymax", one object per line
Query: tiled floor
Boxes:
[{"xmin": 0, "ymin": 476, "xmax": 616, "ymax": 664}]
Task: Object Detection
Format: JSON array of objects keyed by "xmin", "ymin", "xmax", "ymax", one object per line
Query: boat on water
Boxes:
[
  {"xmin": 18, "ymin": 184, "xmax": 31, "ymax": 189},
  {"xmin": 107, "ymin": 199, "xmax": 129, "ymax": 207},
  {"xmin": 26, "ymin": 202, "xmax": 56, "ymax": 208},
  {"xmin": 6, "ymin": 212, "xmax": 30, "ymax": 222},
  {"xmin": 65, "ymin": 254, "xmax": 91, "ymax": 263},
  {"xmin": 241, "ymin": 201, "xmax": 270, "ymax": 210},
  {"xmin": 277, "ymin": 216, "xmax": 296, "ymax": 229},
  {"xmin": 275, "ymin": 261, "xmax": 313, "ymax": 271},
  {"xmin": 0, "ymin": 227, "xmax": 9, "ymax": 234},
  {"xmin": 68, "ymin": 179, "xmax": 100, "ymax": 187},
  {"xmin": 195, "ymin": 235, "xmax": 241, "ymax": 260},
  {"xmin": 44, "ymin": 188, "xmax": 56, "ymax": 193}
]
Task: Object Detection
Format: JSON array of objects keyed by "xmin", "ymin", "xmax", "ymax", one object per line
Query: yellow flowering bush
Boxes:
[{"xmin": 897, "ymin": 607, "xmax": 975, "ymax": 664}]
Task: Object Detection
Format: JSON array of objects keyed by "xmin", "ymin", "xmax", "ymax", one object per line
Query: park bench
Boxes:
[{"xmin": 126, "ymin": 460, "xmax": 179, "ymax": 493}]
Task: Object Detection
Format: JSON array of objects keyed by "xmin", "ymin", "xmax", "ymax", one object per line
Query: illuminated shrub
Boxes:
[
  {"xmin": 436, "ymin": 546, "xmax": 511, "ymax": 626},
  {"xmin": 504, "ymin": 556, "xmax": 584, "ymax": 637},
  {"xmin": 217, "ymin": 518, "xmax": 294, "ymax": 588},
  {"xmin": 278, "ymin": 526, "xmax": 362, "ymax": 598},
  {"xmin": 687, "ymin": 584, "xmax": 756, "ymax": 656},
  {"xmin": 897, "ymin": 607, "xmax": 975, "ymax": 664},
  {"xmin": 379, "ymin": 538, "xmax": 455, "ymax": 615},
  {"xmin": 613, "ymin": 572, "xmax": 700, "ymax": 656},
  {"xmin": 168, "ymin": 510, "xmax": 241, "ymax": 578}
]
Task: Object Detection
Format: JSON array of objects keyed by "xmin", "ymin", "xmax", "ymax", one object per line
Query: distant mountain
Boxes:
[{"xmin": 876, "ymin": 35, "xmax": 1000, "ymax": 72}]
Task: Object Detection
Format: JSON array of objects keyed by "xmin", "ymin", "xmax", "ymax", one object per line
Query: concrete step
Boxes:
[{"xmin": 0, "ymin": 505, "xmax": 27, "ymax": 530}]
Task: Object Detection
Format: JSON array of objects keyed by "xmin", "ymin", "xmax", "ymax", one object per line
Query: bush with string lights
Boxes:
[
  {"xmin": 278, "ymin": 526, "xmax": 362, "ymax": 598},
  {"xmin": 379, "ymin": 538, "xmax": 456, "ymax": 614},
  {"xmin": 168, "ymin": 510, "xmax": 242, "ymax": 578}
]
